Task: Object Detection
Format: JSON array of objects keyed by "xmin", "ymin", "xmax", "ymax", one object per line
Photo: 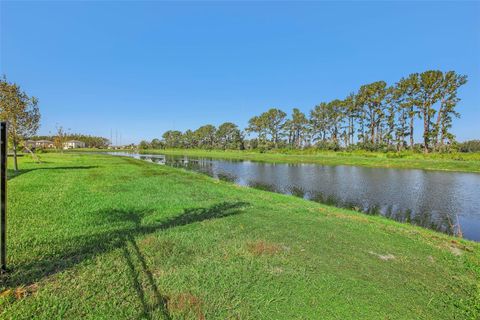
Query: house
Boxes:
[
  {"xmin": 63, "ymin": 140, "xmax": 86, "ymax": 149},
  {"xmin": 24, "ymin": 140, "xmax": 55, "ymax": 149},
  {"xmin": 24, "ymin": 140, "xmax": 36, "ymax": 149}
]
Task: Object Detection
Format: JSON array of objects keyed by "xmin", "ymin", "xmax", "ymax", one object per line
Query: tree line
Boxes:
[
  {"xmin": 140, "ymin": 122, "xmax": 244, "ymax": 150},
  {"xmin": 141, "ymin": 70, "xmax": 468, "ymax": 153}
]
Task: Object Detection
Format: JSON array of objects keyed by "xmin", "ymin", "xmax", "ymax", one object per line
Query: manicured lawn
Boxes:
[
  {"xmin": 134, "ymin": 149, "xmax": 480, "ymax": 173},
  {"xmin": 1, "ymin": 153, "xmax": 479, "ymax": 319}
]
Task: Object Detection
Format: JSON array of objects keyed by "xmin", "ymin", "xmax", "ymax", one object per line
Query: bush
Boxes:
[
  {"xmin": 314, "ymin": 141, "xmax": 341, "ymax": 151},
  {"xmin": 386, "ymin": 153, "xmax": 406, "ymax": 159},
  {"xmin": 458, "ymin": 140, "xmax": 480, "ymax": 153}
]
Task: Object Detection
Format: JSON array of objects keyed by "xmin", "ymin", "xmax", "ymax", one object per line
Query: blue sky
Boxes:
[{"xmin": 1, "ymin": 1, "xmax": 479, "ymax": 144}]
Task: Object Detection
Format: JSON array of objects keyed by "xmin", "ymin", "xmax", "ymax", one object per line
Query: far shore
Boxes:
[{"xmin": 71, "ymin": 148, "xmax": 480, "ymax": 173}]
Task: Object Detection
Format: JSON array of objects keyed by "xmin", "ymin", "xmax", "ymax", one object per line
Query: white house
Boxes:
[
  {"xmin": 63, "ymin": 140, "xmax": 86, "ymax": 149},
  {"xmin": 25, "ymin": 140, "xmax": 55, "ymax": 149}
]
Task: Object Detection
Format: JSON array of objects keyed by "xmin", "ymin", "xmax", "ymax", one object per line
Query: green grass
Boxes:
[
  {"xmin": 133, "ymin": 149, "xmax": 480, "ymax": 173},
  {"xmin": 1, "ymin": 153, "xmax": 479, "ymax": 319}
]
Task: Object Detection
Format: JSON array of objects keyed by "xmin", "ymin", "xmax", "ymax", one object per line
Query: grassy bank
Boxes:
[
  {"xmin": 1, "ymin": 153, "xmax": 479, "ymax": 319},
  {"xmin": 132, "ymin": 149, "xmax": 480, "ymax": 173}
]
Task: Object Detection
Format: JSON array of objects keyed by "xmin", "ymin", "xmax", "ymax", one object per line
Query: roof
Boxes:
[
  {"xmin": 65, "ymin": 140, "xmax": 85, "ymax": 144},
  {"xmin": 35, "ymin": 140, "xmax": 53, "ymax": 143}
]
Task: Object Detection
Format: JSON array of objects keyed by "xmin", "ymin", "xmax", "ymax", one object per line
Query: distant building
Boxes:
[
  {"xmin": 63, "ymin": 140, "xmax": 86, "ymax": 149},
  {"xmin": 25, "ymin": 140, "xmax": 54, "ymax": 149},
  {"xmin": 24, "ymin": 140, "xmax": 36, "ymax": 149}
]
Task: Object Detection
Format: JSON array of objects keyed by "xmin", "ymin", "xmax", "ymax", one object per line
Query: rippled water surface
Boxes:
[{"xmin": 108, "ymin": 152, "xmax": 480, "ymax": 241}]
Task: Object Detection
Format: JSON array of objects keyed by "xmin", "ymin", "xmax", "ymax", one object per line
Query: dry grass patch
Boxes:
[
  {"xmin": 247, "ymin": 240, "xmax": 282, "ymax": 256},
  {"xmin": 167, "ymin": 292, "xmax": 205, "ymax": 320},
  {"xmin": 0, "ymin": 284, "xmax": 38, "ymax": 303}
]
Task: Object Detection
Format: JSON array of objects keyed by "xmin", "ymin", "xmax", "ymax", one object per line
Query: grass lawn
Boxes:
[
  {"xmin": 131, "ymin": 149, "xmax": 480, "ymax": 173},
  {"xmin": 0, "ymin": 153, "xmax": 479, "ymax": 319}
]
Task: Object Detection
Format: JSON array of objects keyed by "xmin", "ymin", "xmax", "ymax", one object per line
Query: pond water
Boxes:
[{"xmin": 107, "ymin": 152, "xmax": 480, "ymax": 242}]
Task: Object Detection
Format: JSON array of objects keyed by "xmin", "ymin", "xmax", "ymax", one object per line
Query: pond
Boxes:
[{"xmin": 107, "ymin": 152, "xmax": 480, "ymax": 242}]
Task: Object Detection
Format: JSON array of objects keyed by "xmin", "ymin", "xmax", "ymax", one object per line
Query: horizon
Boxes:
[{"xmin": 1, "ymin": 1, "xmax": 479, "ymax": 144}]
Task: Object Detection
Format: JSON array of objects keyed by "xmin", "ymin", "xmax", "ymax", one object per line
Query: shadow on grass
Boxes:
[
  {"xmin": 7, "ymin": 166, "xmax": 99, "ymax": 180},
  {"xmin": 2, "ymin": 201, "xmax": 248, "ymax": 319},
  {"xmin": 122, "ymin": 234, "xmax": 171, "ymax": 320}
]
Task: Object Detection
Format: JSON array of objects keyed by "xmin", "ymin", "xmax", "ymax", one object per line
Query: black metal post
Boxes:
[{"xmin": 0, "ymin": 122, "xmax": 7, "ymax": 272}]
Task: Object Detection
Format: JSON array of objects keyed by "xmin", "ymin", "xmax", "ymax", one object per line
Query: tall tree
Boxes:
[
  {"xmin": 343, "ymin": 93, "xmax": 358, "ymax": 146},
  {"xmin": 394, "ymin": 74, "xmax": 420, "ymax": 149},
  {"xmin": 162, "ymin": 130, "xmax": 183, "ymax": 148},
  {"xmin": 194, "ymin": 125, "xmax": 216, "ymax": 149},
  {"xmin": 417, "ymin": 70, "xmax": 443, "ymax": 153},
  {"xmin": 357, "ymin": 81, "xmax": 388, "ymax": 145},
  {"xmin": 384, "ymin": 87, "xmax": 397, "ymax": 147},
  {"xmin": 432, "ymin": 71, "xmax": 467, "ymax": 150},
  {"xmin": 247, "ymin": 109, "xmax": 286, "ymax": 148},
  {"xmin": 285, "ymin": 108, "xmax": 308, "ymax": 148},
  {"xmin": 0, "ymin": 78, "xmax": 40, "ymax": 171},
  {"xmin": 326, "ymin": 99, "xmax": 345, "ymax": 146},
  {"xmin": 216, "ymin": 122, "xmax": 243, "ymax": 150},
  {"xmin": 138, "ymin": 140, "xmax": 150, "ymax": 149},
  {"xmin": 246, "ymin": 115, "xmax": 267, "ymax": 145},
  {"xmin": 262, "ymin": 108, "xmax": 287, "ymax": 148},
  {"xmin": 310, "ymin": 102, "xmax": 331, "ymax": 144},
  {"xmin": 182, "ymin": 129, "xmax": 196, "ymax": 148},
  {"xmin": 150, "ymin": 138, "xmax": 163, "ymax": 149}
]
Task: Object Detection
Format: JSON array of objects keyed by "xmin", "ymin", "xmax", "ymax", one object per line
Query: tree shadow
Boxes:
[
  {"xmin": 7, "ymin": 166, "xmax": 99, "ymax": 180},
  {"xmin": 2, "ymin": 201, "xmax": 249, "ymax": 318},
  {"xmin": 122, "ymin": 234, "xmax": 171, "ymax": 320}
]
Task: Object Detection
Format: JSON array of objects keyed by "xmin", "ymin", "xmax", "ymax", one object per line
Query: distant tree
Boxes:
[
  {"xmin": 139, "ymin": 140, "xmax": 150, "ymax": 149},
  {"xmin": 53, "ymin": 125, "xmax": 68, "ymax": 152},
  {"xmin": 246, "ymin": 115, "xmax": 268, "ymax": 145},
  {"xmin": 395, "ymin": 73, "xmax": 420, "ymax": 149},
  {"xmin": 182, "ymin": 129, "xmax": 197, "ymax": 148},
  {"xmin": 216, "ymin": 122, "xmax": 243, "ymax": 149},
  {"xmin": 194, "ymin": 125, "xmax": 216, "ymax": 149},
  {"xmin": 357, "ymin": 81, "xmax": 388, "ymax": 145},
  {"xmin": 162, "ymin": 130, "xmax": 183, "ymax": 148},
  {"xmin": 384, "ymin": 87, "xmax": 397, "ymax": 147},
  {"xmin": 310, "ymin": 102, "xmax": 331, "ymax": 144},
  {"xmin": 458, "ymin": 140, "xmax": 480, "ymax": 153},
  {"xmin": 343, "ymin": 93, "xmax": 358, "ymax": 146},
  {"xmin": 246, "ymin": 109, "xmax": 287, "ymax": 149},
  {"xmin": 150, "ymin": 138, "xmax": 163, "ymax": 149},
  {"xmin": 326, "ymin": 99, "xmax": 345, "ymax": 147},
  {"xmin": 285, "ymin": 108, "xmax": 308, "ymax": 148},
  {"xmin": 263, "ymin": 108, "xmax": 286, "ymax": 148},
  {"xmin": 417, "ymin": 70, "xmax": 444, "ymax": 153},
  {"xmin": 0, "ymin": 77, "xmax": 40, "ymax": 171},
  {"xmin": 432, "ymin": 71, "xmax": 467, "ymax": 150}
]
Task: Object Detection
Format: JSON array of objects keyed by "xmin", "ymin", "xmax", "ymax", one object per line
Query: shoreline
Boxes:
[{"xmin": 75, "ymin": 148, "xmax": 480, "ymax": 173}]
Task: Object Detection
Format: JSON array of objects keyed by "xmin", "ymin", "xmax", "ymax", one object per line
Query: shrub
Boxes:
[{"xmin": 458, "ymin": 140, "xmax": 480, "ymax": 153}]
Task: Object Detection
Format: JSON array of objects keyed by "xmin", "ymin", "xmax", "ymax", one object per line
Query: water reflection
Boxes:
[
  {"xmin": 248, "ymin": 181, "xmax": 278, "ymax": 193},
  {"xmin": 107, "ymin": 152, "xmax": 480, "ymax": 241}
]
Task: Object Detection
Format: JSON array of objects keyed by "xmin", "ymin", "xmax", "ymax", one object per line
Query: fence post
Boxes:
[{"xmin": 0, "ymin": 121, "xmax": 7, "ymax": 272}]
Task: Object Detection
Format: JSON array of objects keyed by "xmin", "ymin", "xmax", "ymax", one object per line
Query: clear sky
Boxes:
[{"xmin": 1, "ymin": 1, "xmax": 479, "ymax": 144}]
